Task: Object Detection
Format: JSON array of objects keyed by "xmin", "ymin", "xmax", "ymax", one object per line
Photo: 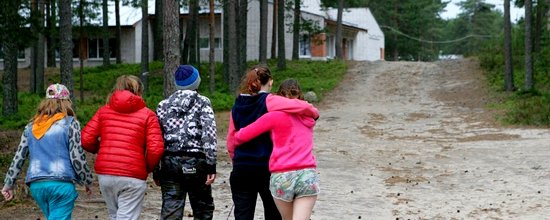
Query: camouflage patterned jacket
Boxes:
[{"xmin": 155, "ymin": 90, "xmax": 217, "ymax": 174}]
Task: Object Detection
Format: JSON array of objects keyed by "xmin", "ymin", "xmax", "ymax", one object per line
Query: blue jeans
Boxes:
[{"xmin": 29, "ymin": 181, "xmax": 78, "ymax": 220}]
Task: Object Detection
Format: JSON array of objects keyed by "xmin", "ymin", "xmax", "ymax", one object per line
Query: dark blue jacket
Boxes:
[{"xmin": 231, "ymin": 92, "xmax": 272, "ymax": 170}]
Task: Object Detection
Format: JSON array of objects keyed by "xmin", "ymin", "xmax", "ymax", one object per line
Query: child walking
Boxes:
[
  {"xmin": 227, "ymin": 67, "xmax": 319, "ymax": 220},
  {"xmin": 2, "ymin": 83, "xmax": 93, "ymax": 220},
  {"xmin": 228, "ymin": 79, "xmax": 320, "ymax": 220},
  {"xmin": 81, "ymin": 75, "xmax": 164, "ymax": 220},
  {"xmin": 154, "ymin": 65, "xmax": 217, "ymax": 220}
]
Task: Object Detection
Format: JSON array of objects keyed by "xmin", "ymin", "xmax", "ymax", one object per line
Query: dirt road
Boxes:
[
  {"xmin": 310, "ymin": 59, "xmax": 549, "ymax": 219},
  {"xmin": 1, "ymin": 59, "xmax": 548, "ymax": 219}
]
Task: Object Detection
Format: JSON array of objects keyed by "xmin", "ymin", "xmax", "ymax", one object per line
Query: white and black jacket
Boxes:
[{"xmin": 156, "ymin": 90, "xmax": 217, "ymax": 174}]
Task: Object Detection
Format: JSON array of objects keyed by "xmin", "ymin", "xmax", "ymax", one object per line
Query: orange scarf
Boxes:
[{"xmin": 32, "ymin": 113, "xmax": 66, "ymax": 140}]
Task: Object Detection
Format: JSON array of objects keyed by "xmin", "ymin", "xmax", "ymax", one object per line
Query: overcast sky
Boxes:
[{"xmin": 440, "ymin": 0, "xmax": 525, "ymax": 22}]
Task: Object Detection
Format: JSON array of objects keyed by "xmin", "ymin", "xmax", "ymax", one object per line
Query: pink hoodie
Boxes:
[
  {"xmin": 226, "ymin": 94, "xmax": 319, "ymax": 159},
  {"xmin": 228, "ymin": 110, "xmax": 317, "ymax": 173}
]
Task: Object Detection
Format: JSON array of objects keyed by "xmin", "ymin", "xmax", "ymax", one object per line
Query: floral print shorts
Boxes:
[{"xmin": 269, "ymin": 168, "xmax": 320, "ymax": 202}]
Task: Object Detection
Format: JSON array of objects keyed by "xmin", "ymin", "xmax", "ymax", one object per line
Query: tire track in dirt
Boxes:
[{"xmin": 311, "ymin": 59, "xmax": 549, "ymax": 219}]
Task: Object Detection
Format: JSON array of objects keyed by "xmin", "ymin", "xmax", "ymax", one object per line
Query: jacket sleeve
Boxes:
[
  {"xmin": 145, "ymin": 111, "xmax": 165, "ymax": 173},
  {"xmin": 81, "ymin": 109, "xmax": 101, "ymax": 154},
  {"xmin": 234, "ymin": 113, "xmax": 276, "ymax": 145},
  {"xmin": 68, "ymin": 119, "xmax": 93, "ymax": 187},
  {"xmin": 200, "ymin": 98, "xmax": 217, "ymax": 174},
  {"xmin": 226, "ymin": 113, "xmax": 236, "ymax": 160},
  {"xmin": 153, "ymin": 103, "xmax": 164, "ymax": 181},
  {"xmin": 266, "ymin": 94, "xmax": 319, "ymax": 119},
  {"xmin": 3, "ymin": 128, "xmax": 30, "ymax": 190}
]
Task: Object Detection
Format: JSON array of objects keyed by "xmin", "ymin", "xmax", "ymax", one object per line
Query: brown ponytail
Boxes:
[{"xmin": 238, "ymin": 66, "xmax": 272, "ymax": 94}]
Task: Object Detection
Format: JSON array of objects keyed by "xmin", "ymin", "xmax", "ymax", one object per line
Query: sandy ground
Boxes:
[{"xmin": 1, "ymin": 59, "xmax": 549, "ymax": 219}]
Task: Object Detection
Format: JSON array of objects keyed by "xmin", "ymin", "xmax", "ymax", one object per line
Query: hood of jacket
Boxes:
[
  {"xmin": 166, "ymin": 90, "xmax": 199, "ymax": 112},
  {"xmin": 108, "ymin": 90, "xmax": 146, "ymax": 113},
  {"xmin": 233, "ymin": 93, "xmax": 269, "ymax": 116}
]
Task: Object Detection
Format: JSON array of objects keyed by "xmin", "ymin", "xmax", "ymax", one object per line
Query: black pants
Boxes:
[
  {"xmin": 230, "ymin": 168, "xmax": 281, "ymax": 220},
  {"xmin": 159, "ymin": 156, "xmax": 214, "ymax": 220}
]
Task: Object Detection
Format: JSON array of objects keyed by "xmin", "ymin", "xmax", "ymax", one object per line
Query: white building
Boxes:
[{"xmin": 0, "ymin": 0, "xmax": 384, "ymax": 69}]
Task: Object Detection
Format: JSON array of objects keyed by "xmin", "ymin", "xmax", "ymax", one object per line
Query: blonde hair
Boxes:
[
  {"xmin": 107, "ymin": 75, "xmax": 144, "ymax": 101},
  {"xmin": 31, "ymin": 99, "xmax": 75, "ymax": 123},
  {"xmin": 276, "ymin": 79, "xmax": 304, "ymax": 100}
]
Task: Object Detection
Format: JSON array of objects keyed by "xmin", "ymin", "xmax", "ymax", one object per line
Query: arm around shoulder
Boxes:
[
  {"xmin": 234, "ymin": 112, "xmax": 279, "ymax": 144},
  {"xmin": 266, "ymin": 94, "xmax": 319, "ymax": 119},
  {"xmin": 226, "ymin": 113, "xmax": 236, "ymax": 159}
]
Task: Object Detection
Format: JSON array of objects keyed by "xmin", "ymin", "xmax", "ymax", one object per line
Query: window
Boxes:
[
  {"xmin": 199, "ymin": 38, "xmax": 221, "ymax": 49},
  {"xmin": 199, "ymin": 38, "xmax": 209, "ymax": 49},
  {"xmin": 326, "ymin": 35, "xmax": 335, "ymax": 58},
  {"xmin": 88, "ymin": 38, "xmax": 116, "ymax": 59},
  {"xmin": 299, "ymin": 35, "xmax": 311, "ymax": 57}
]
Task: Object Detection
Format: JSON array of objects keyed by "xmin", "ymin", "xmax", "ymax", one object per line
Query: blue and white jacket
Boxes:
[{"xmin": 3, "ymin": 117, "xmax": 93, "ymax": 188}]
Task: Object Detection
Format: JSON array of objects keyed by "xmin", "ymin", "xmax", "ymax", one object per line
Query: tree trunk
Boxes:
[
  {"xmin": 141, "ymin": 0, "xmax": 149, "ymax": 93},
  {"xmin": 180, "ymin": 11, "xmax": 186, "ymax": 64},
  {"xmin": 46, "ymin": 0, "xmax": 57, "ymax": 67},
  {"xmin": 259, "ymin": 0, "xmax": 268, "ymax": 64},
  {"xmin": 504, "ymin": 0, "xmax": 515, "ymax": 92},
  {"xmin": 223, "ymin": 0, "xmax": 230, "ymax": 84},
  {"xmin": 524, "ymin": 0, "xmax": 534, "ymax": 90},
  {"xmin": 188, "ymin": 0, "xmax": 199, "ymax": 66},
  {"xmin": 79, "ymin": 0, "xmax": 86, "ymax": 102},
  {"xmin": 153, "ymin": 0, "xmax": 164, "ymax": 61},
  {"xmin": 292, "ymin": 0, "xmax": 300, "ymax": 60},
  {"xmin": 196, "ymin": 17, "xmax": 201, "ymax": 65},
  {"xmin": 59, "ymin": 0, "xmax": 75, "ymax": 100},
  {"xmin": 163, "ymin": 0, "xmax": 180, "ymax": 97},
  {"xmin": 1, "ymin": 0, "xmax": 20, "ymax": 116},
  {"xmin": 115, "ymin": 0, "xmax": 122, "ymax": 63},
  {"xmin": 32, "ymin": 0, "xmax": 45, "ymax": 93},
  {"xmin": 277, "ymin": 0, "xmax": 286, "ymax": 70},
  {"xmin": 182, "ymin": 1, "xmax": 193, "ymax": 64},
  {"xmin": 271, "ymin": 0, "xmax": 277, "ymax": 59},
  {"xmin": 3, "ymin": 40, "xmax": 18, "ymax": 116},
  {"xmin": 335, "ymin": 0, "xmax": 344, "ymax": 59},
  {"xmin": 102, "ymin": 0, "xmax": 110, "ymax": 66},
  {"xmin": 534, "ymin": 0, "xmax": 546, "ymax": 53},
  {"xmin": 209, "ymin": 0, "xmax": 216, "ymax": 93},
  {"xmin": 226, "ymin": 0, "xmax": 240, "ymax": 92},
  {"xmin": 238, "ymin": 0, "xmax": 248, "ymax": 76},
  {"xmin": 31, "ymin": 0, "xmax": 37, "ymax": 93}
]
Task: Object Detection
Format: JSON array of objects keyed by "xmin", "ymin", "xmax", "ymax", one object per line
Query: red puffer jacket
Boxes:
[{"xmin": 81, "ymin": 90, "xmax": 164, "ymax": 180}]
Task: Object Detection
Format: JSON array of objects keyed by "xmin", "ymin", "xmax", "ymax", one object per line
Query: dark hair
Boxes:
[
  {"xmin": 276, "ymin": 79, "xmax": 304, "ymax": 100},
  {"xmin": 238, "ymin": 65, "xmax": 273, "ymax": 94}
]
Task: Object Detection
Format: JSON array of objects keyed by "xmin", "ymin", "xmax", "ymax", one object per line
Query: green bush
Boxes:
[
  {"xmin": 1, "ymin": 60, "xmax": 347, "ymax": 130},
  {"xmin": 478, "ymin": 25, "xmax": 550, "ymax": 126}
]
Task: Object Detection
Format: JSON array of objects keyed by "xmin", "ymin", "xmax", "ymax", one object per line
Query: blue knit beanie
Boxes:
[{"xmin": 174, "ymin": 65, "xmax": 201, "ymax": 90}]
